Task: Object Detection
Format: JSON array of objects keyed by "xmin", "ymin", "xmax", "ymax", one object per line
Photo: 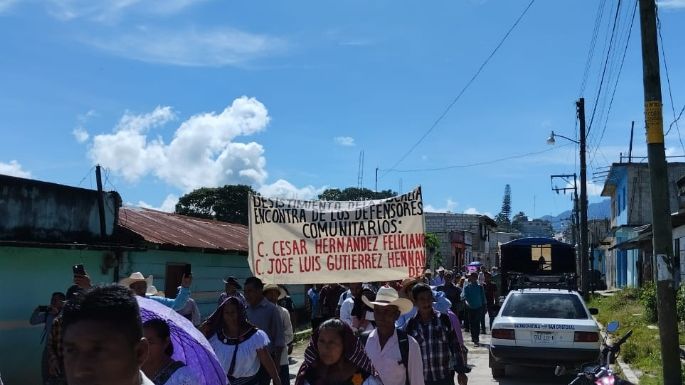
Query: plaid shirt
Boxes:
[{"xmin": 406, "ymin": 311, "xmax": 456, "ymax": 382}]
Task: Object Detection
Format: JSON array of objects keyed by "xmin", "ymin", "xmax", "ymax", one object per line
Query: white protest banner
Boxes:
[{"xmin": 248, "ymin": 187, "xmax": 426, "ymax": 284}]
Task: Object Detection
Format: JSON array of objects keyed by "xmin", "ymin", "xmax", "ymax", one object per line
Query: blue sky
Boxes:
[{"xmin": 1, "ymin": 0, "xmax": 684, "ymax": 219}]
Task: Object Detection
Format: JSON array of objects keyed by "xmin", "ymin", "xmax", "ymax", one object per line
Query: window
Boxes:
[{"xmin": 501, "ymin": 293, "xmax": 588, "ymax": 319}]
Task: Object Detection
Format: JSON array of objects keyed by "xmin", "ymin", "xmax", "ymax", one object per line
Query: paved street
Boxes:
[{"xmin": 288, "ymin": 328, "xmax": 576, "ymax": 385}]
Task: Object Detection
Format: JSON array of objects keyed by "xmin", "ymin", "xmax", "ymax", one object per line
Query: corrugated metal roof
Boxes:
[{"xmin": 118, "ymin": 207, "xmax": 248, "ymax": 252}]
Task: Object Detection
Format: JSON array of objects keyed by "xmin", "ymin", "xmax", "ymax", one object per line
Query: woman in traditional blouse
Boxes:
[
  {"xmin": 201, "ymin": 296, "xmax": 281, "ymax": 385},
  {"xmin": 295, "ymin": 319, "xmax": 382, "ymax": 385},
  {"xmin": 142, "ymin": 319, "xmax": 201, "ymax": 385}
]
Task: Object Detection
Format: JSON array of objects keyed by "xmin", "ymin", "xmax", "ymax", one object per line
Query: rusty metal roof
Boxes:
[{"xmin": 118, "ymin": 207, "xmax": 248, "ymax": 252}]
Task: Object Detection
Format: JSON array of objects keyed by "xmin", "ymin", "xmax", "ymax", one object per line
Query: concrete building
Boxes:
[
  {"xmin": 601, "ymin": 162, "xmax": 685, "ymax": 288},
  {"xmin": 515, "ymin": 219, "xmax": 554, "ymax": 238},
  {"xmin": 0, "ymin": 174, "xmax": 263, "ymax": 384},
  {"xmin": 424, "ymin": 212, "xmax": 498, "ymax": 269},
  {"xmin": 489, "ymin": 231, "xmax": 521, "ymax": 267}
]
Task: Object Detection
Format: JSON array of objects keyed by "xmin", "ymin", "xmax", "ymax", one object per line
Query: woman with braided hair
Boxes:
[
  {"xmin": 201, "ymin": 296, "xmax": 281, "ymax": 385},
  {"xmin": 295, "ymin": 319, "xmax": 382, "ymax": 385}
]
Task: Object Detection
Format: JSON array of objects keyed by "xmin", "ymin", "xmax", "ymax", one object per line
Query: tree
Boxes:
[
  {"xmin": 495, "ymin": 184, "xmax": 512, "ymax": 231},
  {"xmin": 318, "ymin": 187, "xmax": 396, "ymax": 201},
  {"xmin": 511, "ymin": 211, "xmax": 529, "ymax": 232},
  {"xmin": 175, "ymin": 185, "xmax": 256, "ymax": 225},
  {"xmin": 425, "ymin": 232, "xmax": 443, "ymax": 269}
]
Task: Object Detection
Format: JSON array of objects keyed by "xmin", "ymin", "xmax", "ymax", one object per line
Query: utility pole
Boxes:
[
  {"xmin": 577, "ymin": 98, "xmax": 590, "ymax": 299},
  {"xmin": 639, "ymin": 0, "xmax": 681, "ymax": 383},
  {"xmin": 375, "ymin": 167, "xmax": 379, "ymax": 192},
  {"xmin": 95, "ymin": 165, "xmax": 107, "ymax": 239}
]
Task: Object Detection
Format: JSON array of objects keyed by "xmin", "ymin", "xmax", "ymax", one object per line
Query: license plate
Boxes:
[{"xmin": 533, "ymin": 332, "xmax": 555, "ymax": 344}]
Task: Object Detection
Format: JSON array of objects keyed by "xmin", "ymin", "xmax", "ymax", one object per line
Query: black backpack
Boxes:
[{"xmin": 360, "ymin": 329, "xmax": 410, "ymax": 385}]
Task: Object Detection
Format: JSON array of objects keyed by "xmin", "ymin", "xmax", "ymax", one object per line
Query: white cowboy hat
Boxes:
[
  {"xmin": 263, "ymin": 284, "xmax": 286, "ymax": 300},
  {"xmin": 436, "ymin": 266, "xmax": 445, "ymax": 272},
  {"xmin": 362, "ymin": 286, "xmax": 414, "ymax": 315},
  {"xmin": 119, "ymin": 272, "xmax": 157, "ymax": 296}
]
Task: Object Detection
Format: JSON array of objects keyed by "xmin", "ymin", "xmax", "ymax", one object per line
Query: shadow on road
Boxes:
[{"xmin": 492, "ymin": 366, "xmax": 576, "ymax": 385}]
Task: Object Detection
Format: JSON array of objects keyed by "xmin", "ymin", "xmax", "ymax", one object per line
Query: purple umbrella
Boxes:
[{"xmin": 136, "ymin": 296, "xmax": 227, "ymax": 385}]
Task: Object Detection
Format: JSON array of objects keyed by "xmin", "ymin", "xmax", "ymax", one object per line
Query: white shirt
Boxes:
[
  {"xmin": 209, "ymin": 330, "xmax": 270, "ymax": 378},
  {"xmin": 340, "ymin": 297, "xmax": 355, "ymax": 327},
  {"xmin": 364, "ymin": 329, "xmax": 425, "ymax": 385},
  {"xmin": 478, "ymin": 271, "xmax": 485, "ymax": 285},
  {"xmin": 278, "ymin": 305, "xmax": 294, "ymax": 366},
  {"xmin": 164, "ymin": 365, "xmax": 204, "ymax": 385},
  {"xmin": 140, "ymin": 371, "xmax": 155, "ymax": 385}
]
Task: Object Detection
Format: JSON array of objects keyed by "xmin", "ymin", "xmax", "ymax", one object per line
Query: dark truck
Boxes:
[{"xmin": 498, "ymin": 237, "xmax": 577, "ymax": 295}]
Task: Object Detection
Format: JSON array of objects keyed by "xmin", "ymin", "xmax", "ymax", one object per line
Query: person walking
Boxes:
[
  {"xmin": 294, "ymin": 319, "xmax": 382, "ymax": 385},
  {"xmin": 244, "ymin": 277, "xmax": 286, "ymax": 385},
  {"xmin": 363, "ymin": 287, "xmax": 424, "ymax": 385},
  {"xmin": 202, "ymin": 296, "xmax": 281, "ymax": 385},
  {"xmin": 30, "ymin": 291, "xmax": 65, "ymax": 384},
  {"xmin": 462, "ymin": 272, "xmax": 486, "ymax": 346},
  {"xmin": 482, "ymin": 272, "xmax": 499, "ymax": 331},
  {"xmin": 142, "ymin": 319, "xmax": 201, "ymax": 384},
  {"xmin": 437, "ymin": 271, "xmax": 461, "ymax": 315},
  {"xmin": 218, "ymin": 276, "xmax": 245, "ymax": 306},
  {"xmin": 264, "ymin": 284, "xmax": 294, "ymax": 385},
  {"xmin": 319, "ymin": 283, "xmax": 346, "ymax": 322},
  {"xmin": 120, "ymin": 272, "xmax": 192, "ymax": 311},
  {"xmin": 306, "ymin": 284, "xmax": 324, "ymax": 330}
]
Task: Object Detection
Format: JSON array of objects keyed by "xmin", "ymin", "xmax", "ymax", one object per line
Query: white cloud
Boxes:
[
  {"xmin": 45, "ymin": 0, "xmax": 202, "ymax": 22},
  {"xmin": 258, "ymin": 179, "xmax": 326, "ymax": 200},
  {"xmin": 0, "ymin": 0, "xmax": 18, "ymax": 13},
  {"xmin": 464, "ymin": 207, "xmax": 494, "ymax": 218},
  {"xmin": 83, "ymin": 27, "xmax": 286, "ymax": 67},
  {"xmin": 565, "ymin": 181, "xmax": 604, "ymax": 197},
  {"xmin": 138, "ymin": 194, "xmax": 178, "ymax": 212},
  {"xmin": 72, "ymin": 127, "xmax": 90, "ymax": 143},
  {"xmin": 425, "ymin": 198, "xmax": 458, "ymax": 213},
  {"xmin": 0, "ymin": 160, "xmax": 31, "ymax": 178},
  {"xmin": 87, "ymin": 96, "xmax": 270, "ymax": 192},
  {"xmin": 659, "ymin": 0, "xmax": 685, "ymax": 9},
  {"xmin": 334, "ymin": 136, "xmax": 355, "ymax": 147}
]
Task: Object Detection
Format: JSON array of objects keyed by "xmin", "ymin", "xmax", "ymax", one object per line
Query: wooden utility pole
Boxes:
[
  {"xmin": 577, "ymin": 99, "xmax": 590, "ymax": 298},
  {"xmin": 638, "ymin": 0, "xmax": 681, "ymax": 383}
]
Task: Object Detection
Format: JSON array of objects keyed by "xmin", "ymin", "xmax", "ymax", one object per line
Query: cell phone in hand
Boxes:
[
  {"xmin": 183, "ymin": 263, "xmax": 192, "ymax": 276},
  {"xmin": 72, "ymin": 264, "xmax": 85, "ymax": 276}
]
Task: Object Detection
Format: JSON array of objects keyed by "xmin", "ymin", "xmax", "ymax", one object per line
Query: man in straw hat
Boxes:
[
  {"xmin": 395, "ymin": 277, "xmax": 420, "ymax": 330},
  {"xmin": 119, "ymin": 272, "xmax": 192, "ymax": 310},
  {"xmin": 363, "ymin": 286, "xmax": 424, "ymax": 385},
  {"xmin": 264, "ymin": 284, "xmax": 294, "ymax": 385}
]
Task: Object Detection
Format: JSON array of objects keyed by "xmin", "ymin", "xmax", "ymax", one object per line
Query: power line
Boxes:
[
  {"xmin": 657, "ymin": 7, "xmax": 685, "ymax": 155},
  {"xmin": 589, "ymin": 0, "xmax": 637, "ymax": 164},
  {"xmin": 382, "ymin": 143, "xmax": 571, "ymax": 173},
  {"xmin": 381, "ymin": 0, "xmax": 536, "ymax": 177},
  {"xmin": 579, "ymin": 0, "xmax": 608, "ymax": 97},
  {"xmin": 586, "ymin": 0, "xmax": 622, "ymax": 139}
]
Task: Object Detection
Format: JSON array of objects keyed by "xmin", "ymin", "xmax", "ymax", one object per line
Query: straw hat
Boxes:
[
  {"xmin": 263, "ymin": 284, "xmax": 286, "ymax": 300},
  {"xmin": 362, "ymin": 287, "xmax": 413, "ymax": 314},
  {"xmin": 119, "ymin": 272, "xmax": 158, "ymax": 296}
]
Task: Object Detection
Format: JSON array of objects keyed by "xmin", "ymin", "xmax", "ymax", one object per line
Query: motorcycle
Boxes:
[{"xmin": 555, "ymin": 320, "xmax": 634, "ymax": 385}]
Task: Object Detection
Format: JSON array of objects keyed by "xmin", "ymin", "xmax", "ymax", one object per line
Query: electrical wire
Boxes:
[
  {"xmin": 579, "ymin": 0, "xmax": 608, "ymax": 97},
  {"xmin": 657, "ymin": 8, "xmax": 685, "ymax": 155},
  {"xmin": 381, "ymin": 143, "xmax": 571, "ymax": 173},
  {"xmin": 586, "ymin": 0, "xmax": 622, "ymax": 139},
  {"xmin": 381, "ymin": 0, "xmax": 536, "ymax": 177},
  {"xmin": 589, "ymin": 0, "xmax": 637, "ymax": 164}
]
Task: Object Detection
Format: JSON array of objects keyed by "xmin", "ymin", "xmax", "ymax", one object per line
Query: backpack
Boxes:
[{"xmin": 360, "ymin": 329, "xmax": 410, "ymax": 385}]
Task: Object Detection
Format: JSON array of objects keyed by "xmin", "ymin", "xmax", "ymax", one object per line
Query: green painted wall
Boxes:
[
  {"xmin": 0, "ymin": 246, "xmax": 116, "ymax": 385},
  {"xmin": 0, "ymin": 246, "xmax": 306, "ymax": 384}
]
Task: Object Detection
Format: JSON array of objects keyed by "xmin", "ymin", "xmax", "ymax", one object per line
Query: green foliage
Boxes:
[
  {"xmin": 511, "ymin": 211, "xmax": 528, "ymax": 232},
  {"xmin": 425, "ymin": 232, "xmax": 443, "ymax": 268},
  {"xmin": 639, "ymin": 282, "xmax": 658, "ymax": 323},
  {"xmin": 677, "ymin": 284, "xmax": 685, "ymax": 323},
  {"xmin": 175, "ymin": 184, "xmax": 256, "ymax": 225},
  {"xmin": 495, "ymin": 185, "xmax": 512, "ymax": 230},
  {"xmin": 318, "ymin": 187, "xmax": 396, "ymax": 201}
]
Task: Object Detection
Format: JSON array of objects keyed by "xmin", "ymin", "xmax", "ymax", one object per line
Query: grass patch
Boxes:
[{"xmin": 589, "ymin": 290, "xmax": 671, "ymax": 385}]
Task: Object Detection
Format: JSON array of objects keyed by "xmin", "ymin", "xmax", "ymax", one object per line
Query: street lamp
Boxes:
[{"xmin": 546, "ymin": 99, "xmax": 590, "ymax": 299}]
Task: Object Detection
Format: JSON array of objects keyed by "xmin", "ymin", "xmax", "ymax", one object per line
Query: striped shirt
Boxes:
[{"xmin": 405, "ymin": 311, "xmax": 455, "ymax": 382}]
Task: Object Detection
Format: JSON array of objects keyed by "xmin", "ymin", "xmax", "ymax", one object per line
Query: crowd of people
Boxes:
[{"xmin": 29, "ymin": 264, "xmax": 500, "ymax": 385}]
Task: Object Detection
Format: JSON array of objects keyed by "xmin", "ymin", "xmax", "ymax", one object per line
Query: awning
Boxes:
[{"xmin": 609, "ymin": 230, "xmax": 652, "ymax": 251}]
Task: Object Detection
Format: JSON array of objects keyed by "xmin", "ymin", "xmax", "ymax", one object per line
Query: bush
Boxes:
[
  {"xmin": 639, "ymin": 283, "xmax": 658, "ymax": 323},
  {"xmin": 677, "ymin": 284, "xmax": 685, "ymax": 323}
]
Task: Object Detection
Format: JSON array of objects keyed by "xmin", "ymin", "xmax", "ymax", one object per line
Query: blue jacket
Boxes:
[
  {"xmin": 461, "ymin": 282, "xmax": 485, "ymax": 309},
  {"xmin": 149, "ymin": 287, "xmax": 190, "ymax": 311}
]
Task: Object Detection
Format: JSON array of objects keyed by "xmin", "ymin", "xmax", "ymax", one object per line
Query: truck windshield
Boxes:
[{"xmin": 501, "ymin": 293, "xmax": 588, "ymax": 319}]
